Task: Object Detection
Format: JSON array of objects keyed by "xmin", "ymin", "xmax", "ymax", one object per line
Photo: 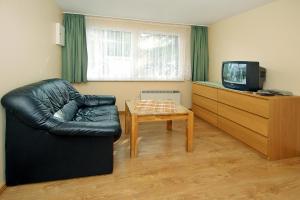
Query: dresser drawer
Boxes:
[
  {"xmin": 218, "ymin": 103, "xmax": 269, "ymax": 137},
  {"xmin": 218, "ymin": 116, "xmax": 268, "ymax": 155},
  {"xmin": 192, "ymin": 104, "xmax": 218, "ymax": 127},
  {"xmin": 192, "ymin": 94, "xmax": 218, "ymax": 114},
  {"xmin": 218, "ymin": 89, "xmax": 270, "ymax": 118},
  {"xmin": 192, "ymin": 84, "xmax": 218, "ymax": 101}
]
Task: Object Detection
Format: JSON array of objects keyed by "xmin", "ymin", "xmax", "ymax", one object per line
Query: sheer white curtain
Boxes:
[
  {"xmin": 86, "ymin": 17, "xmax": 190, "ymax": 81},
  {"xmin": 87, "ymin": 26, "xmax": 134, "ymax": 80},
  {"xmin": 136, "ymin": 32, "xmax": 182, "ymax": 80}
]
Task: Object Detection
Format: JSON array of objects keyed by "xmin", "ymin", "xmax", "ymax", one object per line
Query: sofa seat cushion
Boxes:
[
  {"xmin": 73, "ymin": 105, "xmax": 121, "ymax": 140},
  {"xmin": 74, "ymin": 105, "xmax": 119, "ymax": 122}
]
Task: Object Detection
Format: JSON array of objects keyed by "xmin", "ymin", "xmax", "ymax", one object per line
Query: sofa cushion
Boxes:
[
  {"xmin": 74, "ymin": 105, "xmax": 119, "ymax": 122},
  {"xmin": 73, "ymin": 105, "xmax": 121, "ymax": 140}
]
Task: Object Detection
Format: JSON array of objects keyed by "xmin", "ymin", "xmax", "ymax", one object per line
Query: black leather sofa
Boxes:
[{"xmin": 1, "ymin": 78, "xmax": 122, "ymax": 186}]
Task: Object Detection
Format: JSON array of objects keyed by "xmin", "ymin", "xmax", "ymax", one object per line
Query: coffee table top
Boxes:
[{"xmin": 126, "ymin": 100, "xmax": 190, "ymax": 116}]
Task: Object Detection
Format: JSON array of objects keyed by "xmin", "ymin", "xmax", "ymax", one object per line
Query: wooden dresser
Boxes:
[{"xmin": 192, "ymin": 82, "xmax": 300, "ymax": 160}]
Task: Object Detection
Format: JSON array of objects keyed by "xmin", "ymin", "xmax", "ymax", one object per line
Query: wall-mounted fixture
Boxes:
[{"xmin": 55, "ymin": 23, "xmax": 65, "ymax": 46}]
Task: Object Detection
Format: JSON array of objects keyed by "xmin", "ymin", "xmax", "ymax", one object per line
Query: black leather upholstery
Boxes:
[{"xmin": 1, "ymin": 78, "xmax": 122, "ymax": 185}]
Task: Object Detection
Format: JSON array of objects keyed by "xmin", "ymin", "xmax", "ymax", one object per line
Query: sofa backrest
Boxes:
[{"xmin": 1, "ymin": 79, "xmax": 82, "ymax": 130}]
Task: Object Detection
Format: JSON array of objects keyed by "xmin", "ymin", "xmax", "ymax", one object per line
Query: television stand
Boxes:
[{"xmin": 192, "ymin": 81, "xmax": 300, "ymax": 160}]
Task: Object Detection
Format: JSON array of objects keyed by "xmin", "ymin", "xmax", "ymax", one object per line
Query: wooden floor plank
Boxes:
[
  {"xmin": 0, "ymin": 185, "xmax": 6, "ymax": 195},
  {"xmin": 0, "ymin": 115, "xmax": 300, "ymax": 200}
]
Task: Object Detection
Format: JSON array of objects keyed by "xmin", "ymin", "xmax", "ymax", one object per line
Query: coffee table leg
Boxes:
[
  {"xmin": 130, "ymin": 114, "xmax": 138, "ymax": 158},
  {"xmin": 186, "ymin": 111, "xmax": 194, "ymax": 152},
  {"xmin": 166, "ymin": 120, "xmax": 172, "ymax": 131}
]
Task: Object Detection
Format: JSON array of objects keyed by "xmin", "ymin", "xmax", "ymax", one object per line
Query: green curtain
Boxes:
[
  {"xmin": 62, "ymin": 14, "xmax": 88, "ymax": 83},
  {"xmin": 191, "ymin": 26, "xmax": 209, "ymax": 81}
]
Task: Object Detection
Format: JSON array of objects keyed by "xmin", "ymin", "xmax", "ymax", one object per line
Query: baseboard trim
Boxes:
[{"xmin": 0, "ymin": 184, "xmax": 6, "ymax": 195}]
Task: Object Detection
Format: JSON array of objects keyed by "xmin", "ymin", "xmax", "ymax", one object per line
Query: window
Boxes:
[
  {"xmin": 106, "ymin": 30, "xmax": 131, "ymax": 57},
  {"xmin": 137, "ymin": 33, "xmax": 180, "ymax": 80},
  {"xmin": 86, "ymin": 18, "xmax": 190, "ymax": 81}
]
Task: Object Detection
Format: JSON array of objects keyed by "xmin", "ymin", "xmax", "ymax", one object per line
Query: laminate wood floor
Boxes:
[{"xmin": 1, "ymin": 115, "xmax": 300, "ymax": 200}]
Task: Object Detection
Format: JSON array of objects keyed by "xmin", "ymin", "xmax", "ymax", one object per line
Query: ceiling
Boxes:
[{"xmin": 56, "ymin": 0, "xmax": 274, "ymax": 25}]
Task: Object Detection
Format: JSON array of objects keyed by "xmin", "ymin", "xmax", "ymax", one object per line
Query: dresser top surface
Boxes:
[{"xmin": 193, "ymin": 81, "xmax": 299, "ymax": 100}]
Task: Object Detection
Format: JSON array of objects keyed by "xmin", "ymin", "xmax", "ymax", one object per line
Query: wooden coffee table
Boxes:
[{"xmin": 125, "ymin": 100, "xmax": 194, "ymax": 158}]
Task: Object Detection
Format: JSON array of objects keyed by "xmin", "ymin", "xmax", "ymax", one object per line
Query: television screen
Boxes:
[{"xmin": 223, "ymin": 63, "xmax": 247, "ymax": 85}]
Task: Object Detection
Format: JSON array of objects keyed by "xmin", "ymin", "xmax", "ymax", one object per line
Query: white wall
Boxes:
[
  {"xmin": 209, "ymin": 0, "xmax": 300, "ymax": 94},
  {"xmin": 0, "ymin": 0, "xmax": 62, "ymax": 186}
]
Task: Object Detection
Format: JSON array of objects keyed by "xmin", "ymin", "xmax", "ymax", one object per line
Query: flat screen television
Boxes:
[{"xmin": 222, "ymin": 61, "xmax": 266, "ymax": 91}]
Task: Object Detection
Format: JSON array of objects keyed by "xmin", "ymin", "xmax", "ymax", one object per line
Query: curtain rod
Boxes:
[{"xmin": 63, "ymin": 12, "xmax": 208, "ymax": 27}]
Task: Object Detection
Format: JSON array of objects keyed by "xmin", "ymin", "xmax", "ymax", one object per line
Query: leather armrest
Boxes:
[
  {"xmin": 82, "ymin": 95, "xmax": 116, "ymax": 106},
  {"xmin": 49, "ymin": 121, "xmax": 120, "ymax": 137}
]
